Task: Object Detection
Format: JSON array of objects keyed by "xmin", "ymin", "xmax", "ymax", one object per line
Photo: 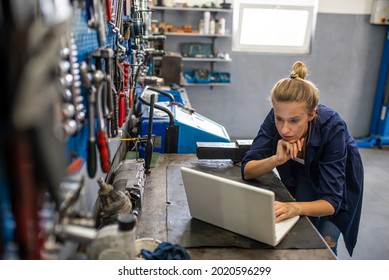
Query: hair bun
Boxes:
[{"xmin": 292, "ymin": 61, "xmax": 308, "ymax": 79}]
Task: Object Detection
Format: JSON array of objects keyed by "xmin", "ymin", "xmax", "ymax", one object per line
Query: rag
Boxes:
[{"xmin": 140, "ymin": 242, "xmax": 191, "ymax": 260}]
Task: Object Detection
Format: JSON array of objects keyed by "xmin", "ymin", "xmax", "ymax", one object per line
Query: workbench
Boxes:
[{"xmin": 136, "ymin": 154, "xmax": 337, "ymax": 260}]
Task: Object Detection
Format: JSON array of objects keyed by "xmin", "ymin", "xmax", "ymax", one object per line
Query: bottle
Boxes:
[
  {"xmin": 87, "ymin": 212, "xmax": 137, "ymax": 260},
  {"xmin": 203, "ymin": 11, "xmax": 210, "ymax": 35},
  {"xmin": 209, "ymin": 17, "xmax": 215, "ymax": 35},
  {"xmin": 218, "ymin": 17, "xmax": 225, "ymax": 35},
  {"xmin": 199, "ymin": 19, "xmax": 204, "ymax": 34},
  {"xmin": 116, "ymin": 212, "xmax": 136, "ymax": 259},
  {"xmin": 215, "ymin": 19, "xmax": 220, "ymax": 34}
]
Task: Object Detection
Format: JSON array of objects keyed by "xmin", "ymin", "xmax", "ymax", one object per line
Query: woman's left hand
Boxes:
[{"xmin": 274, "ymin": 201, "xmax": 300, "ymax": 223}]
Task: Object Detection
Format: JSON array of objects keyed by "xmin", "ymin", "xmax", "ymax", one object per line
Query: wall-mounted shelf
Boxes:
[
  {"xmin": 162, "ymin": 32, "xmax": 231, "ymax": 37},
  {"xmin": 183, "ymin": 57, "xmax": 231, "ymax": 62},
  {"xmin": 152, "ymin": 5, "xmax": 232, "ymax": 88},
  {"xmin": 152, "ymin": 6, "xmax": 233, "ymax": 13},
  {"xmin": 183, "ymin": 82, "xmax": 231, "ymax": 87},
  {"xmin": 154, "ymin": 57, "xmax": 231, "ymax": 62}
]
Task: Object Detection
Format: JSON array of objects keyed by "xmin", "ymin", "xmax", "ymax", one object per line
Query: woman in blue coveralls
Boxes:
[{"xmin": 241, "ymin": 61, "xmax": 364, "ymax": 256}]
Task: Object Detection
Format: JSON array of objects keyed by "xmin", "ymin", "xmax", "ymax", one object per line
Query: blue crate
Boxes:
[
  {"xmin": 210, "ymin": 72, "xmax": 231, "ymax": 83},
  {"xmin": 183, "ymin": 71, "xmax": 195, "ymax": 84},
  {"xmin": 219, "ymin": 72, "xmax": 231, "ymax": 83}
]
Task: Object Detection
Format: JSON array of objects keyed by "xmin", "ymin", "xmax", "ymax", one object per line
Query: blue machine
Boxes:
[
  {"xmin": 139, "ymin": 89, "xmax": 230, "ymax": 154},
  {"xmin": 155, "ymin": 88, "xmax": 185, "ymax": 105}
]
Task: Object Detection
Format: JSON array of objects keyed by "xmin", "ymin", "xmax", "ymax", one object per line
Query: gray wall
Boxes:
[{"xmin": 184, "ymin": 14, "xmax": 387, "ymax": 139}]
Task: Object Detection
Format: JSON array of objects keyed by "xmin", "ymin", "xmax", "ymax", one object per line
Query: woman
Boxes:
[{"xmin": 241, "ymin": 61, "xmax": 363, "ymax": 256}]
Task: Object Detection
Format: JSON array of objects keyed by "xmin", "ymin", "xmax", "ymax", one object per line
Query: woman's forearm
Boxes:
[
  {"xmin": 275, "ymin": 199, "xmax": 335, "ymax": 222},
  {"xmin": 293, "ymin": 199, "xmax": 335, "ymax": 217},
  {"xmin": 243, "ymin": 156, "xmax": 280, "ymax": 179}
]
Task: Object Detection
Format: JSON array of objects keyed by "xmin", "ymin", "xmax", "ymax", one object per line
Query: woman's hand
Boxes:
[
  {"xmin": 274, "ymin": 200, "xmax": 335, "ymax": 222},
  {"xmin": 275, "ymin": 138, "xmax": 304, "ymax": 165},
  {"xmin": 274, "ymin": 201, "xmax": 301, "ymax": 223}
]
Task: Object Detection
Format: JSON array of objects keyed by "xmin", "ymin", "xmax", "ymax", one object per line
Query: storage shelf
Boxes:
[
  {"xmin": 154, "ymin": 57, "xmax": 231, "ymax": 62},
  {"xmin": 153, "ymin": 6, "xmax": 232, "ymax": 88},
  {"xmin": 152, "ymin": 6, "xmax": 232, "ymax": 13},
  {"xmin": 182, "ymin": 57, "xmax": 231, "ymax": 62},
  {"xmin": 183, "ymin": 82, "xmax": 231, "ymax": 87},
  {"xmin": 162, "ymin": 32, "xmax": 231, "ymax": 37}
]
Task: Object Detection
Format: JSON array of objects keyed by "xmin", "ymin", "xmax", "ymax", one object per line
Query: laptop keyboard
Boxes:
[{"xmin": 275, "ymin": 222, "xmax": 281, "ymax": 233}]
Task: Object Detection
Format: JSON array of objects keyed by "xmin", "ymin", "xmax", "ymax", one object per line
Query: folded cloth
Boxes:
[{"xmin": 141, "ymin": 242, "xmax": 191, "ymax": 260}]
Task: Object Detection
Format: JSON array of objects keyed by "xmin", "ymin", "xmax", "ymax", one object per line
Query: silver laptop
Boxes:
[{"xmin": 180, "ymin": 166, "xmax": 299, "ymax": 247}]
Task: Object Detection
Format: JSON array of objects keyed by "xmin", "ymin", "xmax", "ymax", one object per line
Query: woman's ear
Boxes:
[{"xmin": 308, "ymin": 109, "xmax": 316, "ymax": 121}]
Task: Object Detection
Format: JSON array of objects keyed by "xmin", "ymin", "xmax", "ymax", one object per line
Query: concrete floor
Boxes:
[{"xmin": 337, "ymin": 148, "xmax": 389, "ymax": 260}]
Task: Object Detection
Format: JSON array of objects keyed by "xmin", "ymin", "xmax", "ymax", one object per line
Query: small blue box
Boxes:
[
  {"xmin": 183, "ymin": 71, "xmax": 195, "ymax": 84},
  {"xmin": 211, "ymin": 72, "xmax": 230, "ymax": 83}
]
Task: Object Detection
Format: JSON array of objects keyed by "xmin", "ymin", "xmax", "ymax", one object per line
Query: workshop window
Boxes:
[{"xmin": 232, "ymin": 0, "xmax": 318, "ymax": 54}]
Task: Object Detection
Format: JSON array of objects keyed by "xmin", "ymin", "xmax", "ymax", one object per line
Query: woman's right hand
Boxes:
[
  {"xmin": 274, "ymin": 138, "xmax": 304, "ymax": 165},
  {"xmin": 243, "ymin": 137, "xmax": 304, "ymax": 180}
]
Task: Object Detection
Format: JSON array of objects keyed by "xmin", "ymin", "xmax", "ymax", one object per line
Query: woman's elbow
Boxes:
[{"xmin": 242, "ymin": 167, "xmax": 256, "ymax": 180}]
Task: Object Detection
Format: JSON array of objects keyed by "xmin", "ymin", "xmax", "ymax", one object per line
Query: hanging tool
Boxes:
[
  {"xmin": 110, "ymin": 0, "xmax": 127, "ymax": 129},
  {"xmin": 101, "ymin": 48, "xmax": 118, "ymax": 138},
  {"xmin": 118, "ymin": 61, "xmax": 130, "ymax": 126},
  {"xmin": 144, "ymin": 94, "xmax": 155, "ymax": 173},
  {"xmin": 92, "ymin": 48, "xmax": 117, "ymax": 138},
  {"xmin": 115, "ymin": 0, "xmax": 124, "ymax": 34},
  {"xmin": 105, "ymin": 0, "xmax": 113, "ymax": 22},
  {"xmin": 96, "ymin": 79, "xmax": 111, "ymax": 173},
  {"xmin": 110, "ymin": 0, "xmax": 126, "ymax": 52},
  {"xmin": 87, "ymin": 82, "xmax": 97, "ymax": 178},
  {"xmin": 87, "ymin": 0, "xmax": 107, "ymax": 47},
  {"xmin": 80, "ymin": 61, "xmax": 105, "ymax": 178},
  {"xmin": 122, "ymin": 61, "xmax": 130, "ymax": 91},
  {"xmin": 118, "ymin": 90, "xmax": 126, "ymax": 128}
]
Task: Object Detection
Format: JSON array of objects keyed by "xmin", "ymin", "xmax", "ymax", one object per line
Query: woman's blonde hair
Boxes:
[{"xmin": 270, "ymin": 61, "xmax": 319, "ymax": 114}]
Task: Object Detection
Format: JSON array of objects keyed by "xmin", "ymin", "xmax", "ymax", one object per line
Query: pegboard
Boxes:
[{"xmin": 66, "ymin": 6, "xmax": 125, "ymax": 163}]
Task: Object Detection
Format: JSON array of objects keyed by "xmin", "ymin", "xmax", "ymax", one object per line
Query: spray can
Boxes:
[{"xmin": 203, "ymin": 11, "xmax": 210, "ymax": 35}]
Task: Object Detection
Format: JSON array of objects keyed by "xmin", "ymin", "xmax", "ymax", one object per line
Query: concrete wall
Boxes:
[{"xmin": 183, "ymin": 11, "xmax": 387, "ymax": 139}]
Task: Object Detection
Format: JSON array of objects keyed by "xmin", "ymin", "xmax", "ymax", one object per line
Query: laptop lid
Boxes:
[{"xmin": 180, "ymin": 166, "xmax": 299, "ymax": 246}]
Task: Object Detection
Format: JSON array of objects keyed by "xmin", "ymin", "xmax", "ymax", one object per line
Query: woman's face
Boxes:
[{"xmin": 273, "ymin": 101, "xmax": 314, "ymax": 143}]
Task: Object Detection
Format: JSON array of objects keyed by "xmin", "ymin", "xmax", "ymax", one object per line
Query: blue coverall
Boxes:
[{"xmin": 241, "ymin": 104, "xmax": 364, "ymax": 256}]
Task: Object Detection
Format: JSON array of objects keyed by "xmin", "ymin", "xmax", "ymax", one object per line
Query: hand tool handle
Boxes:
[
  {"xmin": 118, "ymin": 90, "xmax": 126, "ymax": 127},
  {"xmin": 105, "ymin": 0, "xmax": 113, "ymax": 22},
  {"xmin": 67, "ymin": 157, "xmax": 84, "ymax": 174},
  {"xmin": 97, "ymin": 130, "xmax": 111, "ymax": 173},
  {"xmin": 129, "ymin": 88, "xmax": 133, "ymax": 108},
  {"xmin": 111, "ymin": 86, "xmax": 119, "ymax": 137},
  {"xmin": 144, "ymin": 94, "xmax": 155, "ymax": 173},
  {"xmin": 122, "ymin": 62, "xmax": 130, "ymax": 90},
  {"xmin": 87, "ymin": 139, "xmax": 97, "ymax": 178}
]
